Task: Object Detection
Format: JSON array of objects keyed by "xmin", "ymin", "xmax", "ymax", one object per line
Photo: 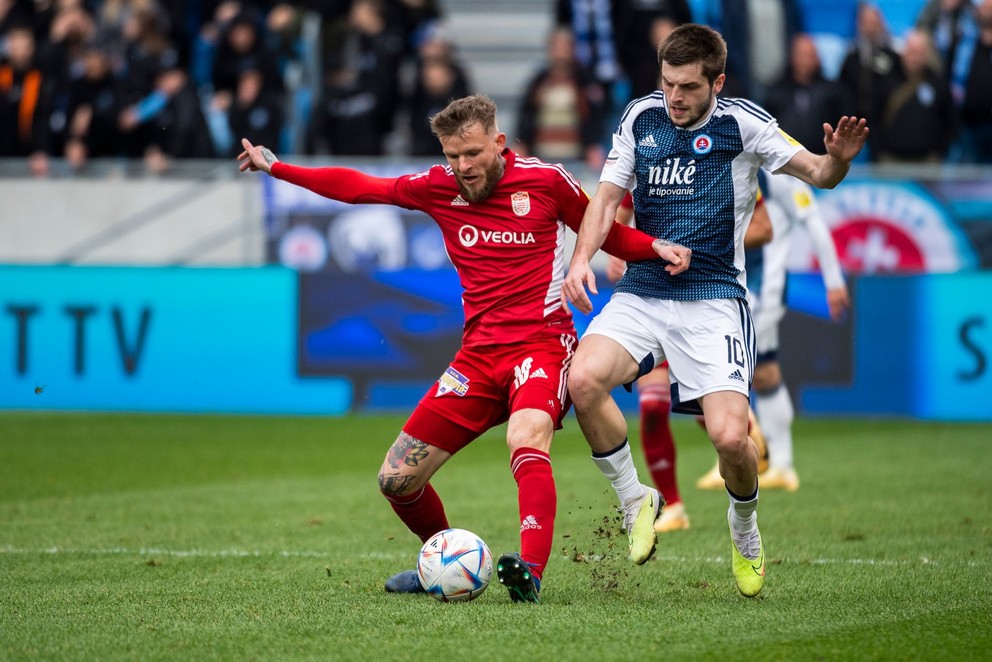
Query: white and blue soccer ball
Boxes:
[{"xmin": 417, "ymin": 528, "xmax": 493, "ymax": 602}]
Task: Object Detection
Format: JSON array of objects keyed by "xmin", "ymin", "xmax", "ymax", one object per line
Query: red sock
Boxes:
[
  {"xmin": 639, "ymin": 383, "xmax": 681, "ymax": 506},
  {"xmin": 511, "ymin": 447, "xmax": 556, "ymax": 580},
  {"xmin": 383, "ymin": 483, "xmax": 449, "ymax": 543}
]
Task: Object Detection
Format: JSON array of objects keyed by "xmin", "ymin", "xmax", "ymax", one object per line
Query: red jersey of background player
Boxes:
[{"xmin": 271, "ymin": 148, "xmax": 659, "ymax": 347}]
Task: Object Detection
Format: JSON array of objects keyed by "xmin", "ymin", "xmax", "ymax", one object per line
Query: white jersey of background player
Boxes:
[{"xmin": 751, "ymin": 169, "xmax": 850, "ymax": 491}]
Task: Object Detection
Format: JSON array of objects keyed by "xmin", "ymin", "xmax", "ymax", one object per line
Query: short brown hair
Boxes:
[
  {"xmin": 657, "ymin": 23, "xmax": 727, "ymax": 84},
  {"xmin": 430, "ymin": 94, "xmax": 499, "ymax": 139}
]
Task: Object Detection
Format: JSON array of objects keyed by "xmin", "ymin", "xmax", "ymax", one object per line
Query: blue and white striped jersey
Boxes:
[{"xmin": 600, "ymin": 92, "xmax": 801, "ymax": 301}]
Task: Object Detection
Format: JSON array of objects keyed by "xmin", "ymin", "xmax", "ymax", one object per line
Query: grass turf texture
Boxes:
[{"xmin": 2, "ymin": 413, "xmax": 990, "ymax": 661}]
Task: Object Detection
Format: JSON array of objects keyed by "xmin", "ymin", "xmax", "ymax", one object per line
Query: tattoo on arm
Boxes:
[{"xmin": 260, "ymin": 147, "xmax": 277, "ymax": 167}]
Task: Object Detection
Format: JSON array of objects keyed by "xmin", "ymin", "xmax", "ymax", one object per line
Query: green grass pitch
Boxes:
[{"xmin": 2, "ymin": 413, "xmax": 990, "ymax": 660}]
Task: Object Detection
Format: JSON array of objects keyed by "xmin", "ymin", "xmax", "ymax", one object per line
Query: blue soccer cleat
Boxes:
[{"xmin": 384, "ymin": 569, "xmax": 425, "ymax": 594}]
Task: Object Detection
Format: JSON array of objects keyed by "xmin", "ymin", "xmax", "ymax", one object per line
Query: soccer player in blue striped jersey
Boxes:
[{"xmin": 562, "ymin": 23, "xmax": 868, "ymax": 597}]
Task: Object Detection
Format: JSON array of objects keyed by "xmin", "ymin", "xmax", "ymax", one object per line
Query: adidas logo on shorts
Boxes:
[{"xmin": 728, "ymin": 369, "xmax": 745, "ymax": 382}]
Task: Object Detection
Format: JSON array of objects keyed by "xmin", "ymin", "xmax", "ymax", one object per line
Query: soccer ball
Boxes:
[{"xmin": 417, "ymin": 528, "xmax": 493, "ymax": 602}]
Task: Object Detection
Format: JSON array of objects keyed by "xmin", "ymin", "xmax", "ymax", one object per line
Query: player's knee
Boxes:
[
  {"xmin": 567, "ymin": 361, "xmax": 605, "ymax": 408},
  {"xmin": 377, "ymin": 464, "xmax": 423, "ymax": 497},
  {"xmin": 708, "ymin": 423, "xmax": 751, "ymax": 463}
]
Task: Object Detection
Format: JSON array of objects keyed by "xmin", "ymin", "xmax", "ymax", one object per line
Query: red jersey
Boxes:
[{"xmin": 271, "ymin": 149, "xmax": 658, "ymax": 347}]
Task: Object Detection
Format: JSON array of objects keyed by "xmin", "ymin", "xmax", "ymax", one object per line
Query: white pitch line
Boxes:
[
  {"xmin": 0, "ymin": 546, "xmax": 985, "ymax": 567},
  {"xmin": 0, "ymin": 546, "xmax": 405, "ymax": 560}
]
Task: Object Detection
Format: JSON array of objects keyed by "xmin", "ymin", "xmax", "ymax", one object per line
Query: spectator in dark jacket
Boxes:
[
  {"xmin": 406, "ymin": 32, "xmax": 471, "ymax": 156},
  {"xmin": 838, "ymin": 2, "xmax": 903, "ymax": 157},
  {"xmin": 872, "ymin": 29, "xmax": 954, "ymax": 162},
  {"xmin": 955, "ymin": 0, "xmax": 992, "ymax": 162},
  {"xmin": 227, "ymin": 67, "xmax": 284, "ymax": 157},
  {"xmin": 764, "ymin": 33, "xmax": 850, "ymax": 155},
  {"xmin": 64, "ymin": 39, "xmax": 123, "ymax": 170},
  {"xmin": 0, "ymin": 24, "xmax": 53, "ymax": 175},
  {"xmin": 612, "ymin": 0, "xmax": 692, "ymax": 99},
  {"xmin": 308, "ymin": 0, "xmax": 405, "ymax": 155}
]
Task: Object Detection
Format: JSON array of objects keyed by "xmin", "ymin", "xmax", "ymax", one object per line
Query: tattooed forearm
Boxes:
[{"xmin": 386, "ymin": 433, "xmax": 431, "ymax": 469}]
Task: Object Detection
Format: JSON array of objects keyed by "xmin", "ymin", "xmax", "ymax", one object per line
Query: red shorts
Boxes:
[{"xmin": 403, "ymin": 332, "xmax": 577, "ymax": 454}]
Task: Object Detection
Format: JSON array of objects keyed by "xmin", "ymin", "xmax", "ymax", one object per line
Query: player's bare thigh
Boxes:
[
  {"xmin": 378, "ymin": 431, "xmax": 452, "ymax": 497},
  {"xmin": 568, "ymin": 334, "xmax": 641, "ymax": 403}
]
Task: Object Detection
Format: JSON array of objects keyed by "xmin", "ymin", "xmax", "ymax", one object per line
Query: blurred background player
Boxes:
[
  {"xmin": 606, "ymin": 191, "xmax": 772, "ymax": 532},
  {"xmin": 697, "ymin": 169, "xmax": 849, "ymax": 492}
]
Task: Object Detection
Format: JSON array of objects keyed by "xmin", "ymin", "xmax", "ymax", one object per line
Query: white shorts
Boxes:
[
  {"xmin": 584, "ymin": 292, "xmax": 755, "ymax": 415},
  {"xmin": 753, "ymin": 299, "xmax": 785, "ymax": 359}
]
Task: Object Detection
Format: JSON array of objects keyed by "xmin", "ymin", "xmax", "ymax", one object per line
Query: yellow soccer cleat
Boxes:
[
  {"xmin": 696, "ymin": 462, "xmax": 724, "ymax": 490},
  {"xmin": 622, "ymin": 486, "xmax": 661, "ymax": 565},
  {"xmin": 729, "ymin": 517, "xmax": 765, "ymax": 598},
  {"xmin": 759, "ymin": 466, "xmax": 800, "ymax": 492},
  {"xmin": 654, "ymin": 500, "xmax": 690, "ymax": 533}
]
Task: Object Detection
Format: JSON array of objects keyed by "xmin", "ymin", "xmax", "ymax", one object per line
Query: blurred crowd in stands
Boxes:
[{"xmin": 2, "ymin": 0, "xmax": 991, "ymax": 176}]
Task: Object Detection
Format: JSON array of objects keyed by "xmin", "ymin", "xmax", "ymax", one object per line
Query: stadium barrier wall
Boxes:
[
  {"xmin": 3, "ymin": 264, "xmax": 990, "ymax": 421},
  {"xmin": 0, "ymin": 265, "xmax": 351, "ymax": 415}
]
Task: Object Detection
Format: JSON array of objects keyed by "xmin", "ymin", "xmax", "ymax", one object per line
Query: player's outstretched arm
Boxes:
[
  {"xmin": 237, "ymin": 139, "xmax": 396, "ymax": 204},
  {"xmin": 778, "ymin": 116, "xmax": 868, "ymax": 190},
  {"xmin": 238, "ymin": 138, "xmax": 279, "ymax": 175}
]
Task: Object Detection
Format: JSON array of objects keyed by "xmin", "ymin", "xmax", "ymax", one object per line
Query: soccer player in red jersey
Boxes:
[{"xmin": 238, "ymin": 95, "xmax": 691, "ymax": 602}]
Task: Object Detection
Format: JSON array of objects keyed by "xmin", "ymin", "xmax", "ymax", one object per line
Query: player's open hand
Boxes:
[
  {"xmin": 653, "ymin": 239, "xmax": 691, "ymax": 275},
  {"xmin": 827, "ymin": 285, "xmax": 850, "ymax": 322},
  {"xmin": 237, "ymin": 138, "xmax": 279, "ymax": 175},
  {"xmin": 823, "ymin": 116, "xmax": 868, "ymax": 164},
  {"xmin": 562, "ymin": 259, "xmax": 597, "ymax": 315}
]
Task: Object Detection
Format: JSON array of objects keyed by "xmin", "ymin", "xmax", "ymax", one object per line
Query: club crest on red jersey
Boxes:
[{"xmin": 511, "ymin": 191, "xmax": 531, "ymax": 216}]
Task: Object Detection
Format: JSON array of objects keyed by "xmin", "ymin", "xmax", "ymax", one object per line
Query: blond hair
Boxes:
[{"xmin": 430, "ymin": 94, "xmax": 500, "ymax": 139}]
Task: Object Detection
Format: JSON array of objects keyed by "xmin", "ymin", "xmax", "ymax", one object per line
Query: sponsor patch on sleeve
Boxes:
[
  {"xmin": 778, "ymin": 129, "xmax": 803, "ymax": 147},
  {"xmin": 436, "ymin": 366, "xmax": 470, "ymax": 397}
]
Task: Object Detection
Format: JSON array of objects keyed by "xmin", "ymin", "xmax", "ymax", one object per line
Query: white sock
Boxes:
[
  {"xmin": 727, "ymin": 488, "xmax": 759, "ymax": 535},
  {"xmin": 591, "ymin": 440, "xmax": 644, "ymax": 504},
  {"xmin": 756, "ymin": 383, "xmax": 794, "ymax": 470}
]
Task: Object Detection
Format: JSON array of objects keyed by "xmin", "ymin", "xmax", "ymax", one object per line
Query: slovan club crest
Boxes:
[{"xmin": 511, "ymin": 191, "xmax": 531, "ymax": 216}]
